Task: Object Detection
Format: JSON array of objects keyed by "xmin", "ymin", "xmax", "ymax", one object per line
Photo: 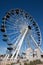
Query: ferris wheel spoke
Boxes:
[
  {"xmin": 8, "ymin": 34, "xmax": 18, "ymax": 40},
  {"xmin": 5, "ymin": 17, "xmax": 16, "ymax": 26},
  {"xmin": 7, "ymin": 31, "xmax": 19, "ymax": 36},
  {"xmin": 2, "ymin": 16, "xmax": 15, "ymax": 26},
  {"xmin": 11, "ymin": 34, "xmax": 21, "ymax": 44},
  {"xmin": 11, "ymin": 35, "xmax": 20, "ymax": 44},
  {"xmin": 12, "ymin": 34, "xmax": 22, "ymax": 48},
  {"xmin": 6, "ymin": 24, "xmax": 19, "ymax": 31},
  {"xmin": 6, "ymin": 24, "xmax": 17, "ymax": 30},
  {"xmin": 31, "ymin": 27, "xmax": 40, "ymax": 35},
  {"xmin": 9, "ymin": 17, "xmax": 16, "ymax": 24},
  {"xmin": 6, "ymin": 26, "xmax": 18, "ymax": 31},
  {"xmin": 6, "ymin": 20, "xmax": 15, "ymax": 27},
  {"xmin": 7, "ymin": 34, "xmax": 19, "ymax": 40},
  {"xmin": 11, "ymin": 37, "xmax": 18, "ymax": 44},
  {"xmin": 32, "ymin": 30, "xmax": 40, "ymax": 38},
  {"xmin": 29, "ymin": 21, "xmax": 33, "ymax": 26},
  {"xmin": 7, "ymin": 16, "xmax": 19, "ymax": 26},
  {"xmin": 6, "ymin": 14, "xmax": 24, "ymax": 27},
  {"xmin": 6, "ymin": 29, "xmax": 19, "ymax": 32},
  {"xmin": 6, "ymin": 20, "xmax": 19, "ymax": 29}
]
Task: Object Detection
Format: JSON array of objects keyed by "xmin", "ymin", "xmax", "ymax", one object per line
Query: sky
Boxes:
[{"xmin": 0, "ymin": 0, "xmax": 43, "ymax": 54}]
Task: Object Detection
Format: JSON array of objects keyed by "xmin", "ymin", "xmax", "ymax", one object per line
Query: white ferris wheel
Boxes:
[{"xmin": 1, "ymin": 9, "xmax": 42, "ymax": 60}]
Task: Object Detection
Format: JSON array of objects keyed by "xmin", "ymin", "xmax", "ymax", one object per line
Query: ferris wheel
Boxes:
[{"xmin": 1, "ymin": 9, "xmax": 42, "ymax": 60}]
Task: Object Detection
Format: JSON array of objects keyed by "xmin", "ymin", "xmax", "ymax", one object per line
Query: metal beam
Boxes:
[
  {"xmin": 11, "ymin": 27, "xmax": 28, "ymax": 59},
  {"xmin": 31, "ymin": 35, "xmax": 43, "ymax": 53}
]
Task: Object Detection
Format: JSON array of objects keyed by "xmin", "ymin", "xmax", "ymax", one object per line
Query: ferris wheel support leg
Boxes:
[
  {"xmin": 3, "ymin": 54, "xmax": 9, "ymax": 61},
  {"xmin": 31, "ymin": 35, "xmax": 43, "ymax": 53},
  {"xmin": 11, "ymin": 28, "xmax": 28, "ymax": 59},
  {"xmin": 14, "ymin": 28, "xmax": 28, "ymax": 59},
  {"xmin": 11, "ymin": 35, "xmax": 22, "ymax": 59},
  {"xmin": 5, "ymin": 34, "xmax": 22, "ymax": 60}
]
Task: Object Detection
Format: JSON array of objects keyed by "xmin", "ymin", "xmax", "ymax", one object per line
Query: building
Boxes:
[{"xmin": 24, "ymin": 48, "xmax": 43, "ymax": 62}]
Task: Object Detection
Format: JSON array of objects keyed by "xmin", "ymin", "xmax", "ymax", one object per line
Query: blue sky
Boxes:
[{"xmin": 0, "ymin": 0, "xmax": 43, "ymax": 54}]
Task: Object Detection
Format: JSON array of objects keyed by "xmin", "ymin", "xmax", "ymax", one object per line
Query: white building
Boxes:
[
  {"xmin": 25, "ymin": 48, "xmax": 33, "ymax": 62},
  {"xmin": 24, "ymin": 48, "xmax": 43, "ymax": 62}
]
